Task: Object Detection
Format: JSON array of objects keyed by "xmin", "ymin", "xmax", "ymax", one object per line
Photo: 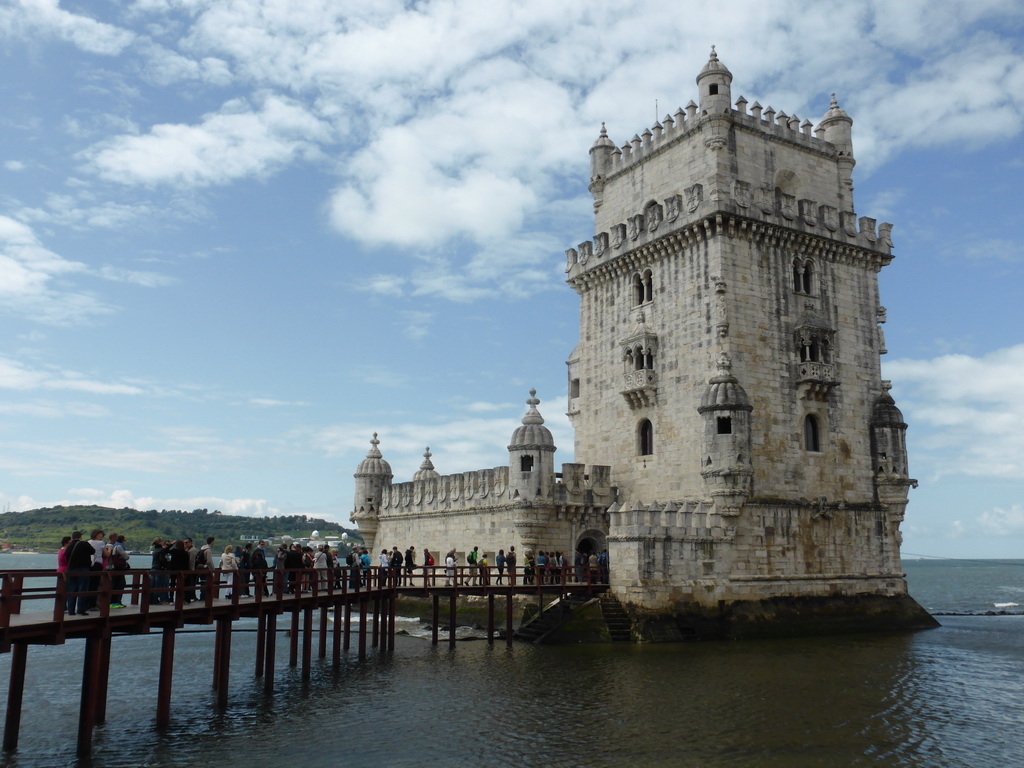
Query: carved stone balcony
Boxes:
[
  {"xmin": 621, "ymin": 369, "xmax": 657, "ymax": 409},
  {"xmin": 794, "ymin": 361, "xmax": 838, "ymax": 400}
]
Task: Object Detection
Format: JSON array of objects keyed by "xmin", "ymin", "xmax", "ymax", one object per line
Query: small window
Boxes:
[
  {"xmin": 569, "ymin": 378, "xmax": 580, "ymax": 398},
  {"xmin": 643, "ymin": 269, "xmax": 653, "ymax": 303},
  {"xmin": 520, "ymin": 455, "xmax": 534, "ymax": 472},
  {"xmin": 709, "ymin": 84, "xmax": 719, "ymax": 95},
  {"xmin": 717, "ymin": 416, "xmax": 732, "ymax": 435},
  {"xmin": 632, "ymin": 274, "xmax": 644, "ymax": 306},
  {"xmin": 638, "ymin": 419, "xmax": 654, "ymax": 456},
  {"xmin": 804, "ymin": 415, "xmax": 821, "ymax": 452}
]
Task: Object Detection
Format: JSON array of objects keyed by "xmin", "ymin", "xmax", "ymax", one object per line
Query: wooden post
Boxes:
[
  {"xmin": 302, "ymin": 607, "xmax": 313, "ymax": 679},
  {"xmin": 289, "ymin": 610, "xmax": 300, "ymax": 667},
  {"xmin": 319, "ymin": 606, "xmax": 329, "ymax": 659},
  {"xmin": 94, "ymin": 632, "xmax": 112, "ymax": 724},
  {"xmin": 3, "ymin": 643, "xmax": 27, "ymax": 751},
  {"xmin": 358, "ymin": 599, "xmax": 368, "ymax": 659},
  {"xmin": 156, "ymin": 627, "xmax": 175, "ymax": 727},
  {"xmin": 213, "ymin": 620, "xmax": 223, "ymax": 689},
  {"xmin": 448, "ymin": 592, "xmax": 457, "ymax": 649},
  {"xmin": 263, "ymin": 613, "xmax": 277, "ymax": 693},
  {"xmin": 332, "ymin": 601, "xmax": 342, "ymax": 664},
  {"xmin": 215, "ymin": 617, "xmax": 231, "ymax": 709},
  {"xmin": 255, "ymin": 613, "xmax": 266, "ymax": 677},
  {"xmin": 76, "ymin": 634, "xmax": 101, "ymax": 757},
  {"xmin": 431, "ymin": 594, "xmax": 439, "ymax": 645},
  {"xmin": 487, "ymin": 594, "xmax": 495, "ymax": 644},
  {"xmin": 506, "ymin": 592, "xmax": 514, "ymax": 648},
  {"xmin": 343, "ymin": 602, "xmax": 352, "ymax": 652},
  {"xmin": 372, "ymin": 596, "xmax": 380, "ymax": 647},
  {"xmin": 388, "ymin": 591, "xmax": 397, "ymax": 651}
]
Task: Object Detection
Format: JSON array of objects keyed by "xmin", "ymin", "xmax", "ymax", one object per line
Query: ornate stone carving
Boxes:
[
  {"xmin": 594, "ymin": 232, "xmax": 609, "ymax": 257},
  {"xmin": 645, "ymin": 202, "xmax": 663, "ymax": 233},
  {"xmin": 757, "ymin": 185, "xmax": 774, "ymax": 215},
  {"xmin": 685, "ymin": 183, "xmax": 703, "ymax": 213},
  {"xmin": 611, "ymin": 223, "xmax": 626, "ymax": 249},
  {"xmin": 799, "ymin": 199, "xmax": 817, "ymax": 226},
  {"xmin": 778, "ymin": 192, "xmax": 796, "ymax": 220},
  {"xmin": 733, "ymin": 180, "xmax": 751, "ymax": 209},
  {"xmin": 841, "ymin": 211, "xmax": 857, "ymax": 237},
  {"xmin": 665, "ymin": 194, "xmax": 682, "ymax": 222},
  {"xmin": 628, "ymin": 214, "xmax": 645, "ymax": 241},
  {"xmin": 820, "ymin": 205, "xmax": 838, "ymax": 232},
  {"xmin": 578, "ymin": 240, "xmax": 593, "ymax": 265}
]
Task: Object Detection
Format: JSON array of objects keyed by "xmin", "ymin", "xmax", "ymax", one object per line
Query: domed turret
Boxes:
[
  {"xmin": 696, "ymin": 45, "xmax": 733, "ymax": 114},
  {"xmin": 351, "ymin": 433, "xmax": 392, "ymax": 550},
  {"xmin": 589, "ymin": 122, "xmax": 615, "ymax": 191},
  {"xmin": 355, "ymin": 432, "xmax": 392, "ymax": 479},
  {"xmin": 698, "ymin": 354, "xmax": 753, "ymax": 516},
  {"xmin": 508, "ymin": 390, "xmax": 556, "ymax": 501},
  {"xmin": 412, "ymin": 447, "xmax": 441, "ymax": 482},
  {"xmin": 818, "ymin": 93, "xmax": 854, "ymax": 159}
]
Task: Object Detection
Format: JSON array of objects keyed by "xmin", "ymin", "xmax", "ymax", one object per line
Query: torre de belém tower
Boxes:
[{"xmin": 352, "ymin": 50, "xmax": 937, "ymax": 640}]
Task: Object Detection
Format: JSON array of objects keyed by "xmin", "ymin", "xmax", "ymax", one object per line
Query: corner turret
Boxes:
[
  {"xmin": 696, "ymin": 46, "xmax": 733, "ymax": 115},
  {"xmin": 589, "ymin": 123, "xmax": 615, "ymax": 211},
  {"xmin": 818, "ymin": 93, "xmax": 856, "ymax": 206},
  {"xmin": 697, "ymin": 353, "xmax": 754, "ymax": 516},
  {"xmin": 351, "ymin": 432, "xmax": 392, "ymax": 549},
  {"xmin": 507, "ymin": 389, "xmax": 556, "ymax": 501}
]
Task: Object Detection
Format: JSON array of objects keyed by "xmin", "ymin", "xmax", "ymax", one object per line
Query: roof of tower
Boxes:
[
  {"xmin": 355, "ymin": 432, "xmax": 393, "ymax": 477},
  {"xmin": 508, "ymin": 389, "xmax": 556, "ymax": 451},
  {"xmin": 698, "ymin": 353, "xmax": 753, "ymax": 412},
  {"xmin": 696, "ymin": 45, "xmax": 733, "ymax": 83},
  {"xmin": 820, "ymin": 92, "xmax": 852, "ymax": 125},
  {"xmin": 591, "ymin": 122, "xmax": 615, "ymax": 150},
  {"xmin": 871, "ymin": 388, "xmax": 907, "ymax": 428},
  {"xmin": 412, "ymin": 447, "xmax": 440, "ymax": 481}
]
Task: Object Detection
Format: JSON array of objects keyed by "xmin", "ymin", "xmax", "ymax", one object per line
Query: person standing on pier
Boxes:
[
  {"xmin": 65, "ymin": 531, "xmax": 93, "ymax": 615},
  {"xmin": 220, "ymin": 545, "xmax": 239, "ymax": 598},
  {"xmin": 183, "ymin": 538, "xmax": 198, "ymax": 602},
  {"xmin": 250, "ymin": 540, "xmax": 270, "ymax": 596},
  {"xmin": 495, "ymin": 549, "xmax": 506, "ymax": 584},
  {"xmin": 106, "ymin": 533, "xmax": 129, "ymax": 609},
  {"xmin": 404, "ymin": 545, "xmax": 416, "ymax": 586},
  {"xmin": 506, "ymin": 546, "xmax": 517, "ymax": 585}
]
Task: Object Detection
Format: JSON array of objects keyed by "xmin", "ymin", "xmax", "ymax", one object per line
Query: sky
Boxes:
[{"xmin": 0, "ymin": 0, "xmax": 1022, "ymax": 559}]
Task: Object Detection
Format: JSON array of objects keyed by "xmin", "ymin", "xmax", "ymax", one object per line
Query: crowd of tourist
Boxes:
[{"xmin": 56, "ymin": 529, "xmax": 611, "ymax": 614}]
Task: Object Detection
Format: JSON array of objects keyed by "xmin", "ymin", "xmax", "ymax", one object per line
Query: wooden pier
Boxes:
[{"xmin": 0, "ymin": 565, "xmax": 606, "ymax": 757}]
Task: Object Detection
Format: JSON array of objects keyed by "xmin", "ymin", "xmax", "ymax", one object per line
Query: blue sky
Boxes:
[{"xmin": 0, "ymin": 0, "xmax": 1022, "ymax": 559}]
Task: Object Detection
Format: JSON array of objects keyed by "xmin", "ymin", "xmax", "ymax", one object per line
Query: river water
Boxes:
[{"xmin": 0, "ymin": 555, "xmax": 1021, "ymax": 767}]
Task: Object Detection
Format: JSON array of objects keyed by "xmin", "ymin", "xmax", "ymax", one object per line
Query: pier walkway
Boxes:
[{"xmin": 0, "ymin": 565, "xmax": 608, "ymax": 758}]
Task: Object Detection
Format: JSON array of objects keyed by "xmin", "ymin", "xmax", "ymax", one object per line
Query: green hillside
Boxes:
[{"xmin": 0, "ymin": 505, "xmax": 362, "ymax": 552}]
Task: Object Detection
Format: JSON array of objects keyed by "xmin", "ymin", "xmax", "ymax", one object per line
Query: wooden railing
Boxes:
[{"xmin": 0, "ymin": 564, "xmax": 610, "ymax": 628}]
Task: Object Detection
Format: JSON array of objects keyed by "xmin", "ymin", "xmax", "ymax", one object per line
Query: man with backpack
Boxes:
[
  {"xmin": 196, "ymin": 536, "xmax": 215, "ymax": 599},
  {"xmin": 250, "ymin": 540, "xmax": 270, "ymax": 596},
  {"xmin": 467, "ymin": 545, "xmax": 479, "ymax": 585}
]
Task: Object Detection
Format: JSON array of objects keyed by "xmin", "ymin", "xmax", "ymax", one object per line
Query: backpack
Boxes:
[
  {"xmin": 110, "ymin": 544, "xmax": 129, "ymax": 570},
  {"xmin": 195, "ymin": 547, "xmax": 208, "ymax": 569},
  {"xmin": 467, "ymin": 550, "xmax": 477, "ymax": 565}
]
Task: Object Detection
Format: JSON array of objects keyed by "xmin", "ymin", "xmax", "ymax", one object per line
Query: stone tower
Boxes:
[{"xmin": 565, "ymin": 49, "xmax": 932, "ymax": 635}]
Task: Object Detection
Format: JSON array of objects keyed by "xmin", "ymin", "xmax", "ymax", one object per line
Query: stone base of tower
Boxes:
[{"xmin": 623, "ymin": 593, "xmax": 938, "ymax": 641}]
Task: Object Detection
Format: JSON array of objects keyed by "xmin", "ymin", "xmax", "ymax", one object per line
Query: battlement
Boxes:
[
  {"xmin": 376, "ymin": 462, "xmax": 613, "ymax": 517},
  {"xmin": 603, "ymin": 95, "xmax": 833, "ymax": 179}
]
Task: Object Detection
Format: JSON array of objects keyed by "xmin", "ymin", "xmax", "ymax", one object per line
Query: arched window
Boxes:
[
  {"xmin": 793, "ymin": 259, "xmax": 814, "ymax": 294},
  {"xmin": 643, "ymin": 269, "xmax": 654, "ymax": 303},
  {"xmin": 638, "ymin": 419, "xmax": 654, "ymax": 456},
  {"xmin": 632, "ymin": 274, "xmax": 644, "ymax": 306},
  {"xmin": 803, "ymin": 415, "xmax": 821, "ymax": 452}
]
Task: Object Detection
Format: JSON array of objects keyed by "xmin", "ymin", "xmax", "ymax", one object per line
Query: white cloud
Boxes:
[
  {"xmin": 979, "ymin": 504, "xmax": 1024, "ymax": 537},
  {"xmin": 0, "ymin": 355, "xmax": 143, "ymax": 396},
  {"xmin": 0, "ymin": 0, "xmax": 135, "ymax": 55},
  {"xmin": 249, "ymin": 398, "xmax": 309, "ymax": 407},
  {"xmin": 886, "ymin": 344, "xmax": 1024, "ymax": 480},
  {"xmin": 4, "ymin": 161, "xmax": 25, "ymax": 171},
  {"xmin": 83, "ymin": 94, "xmax": 331, "ymax": 188},
  {"xmin": 26, "ymin": 489, "xmax": 281, "ymax": 517}
]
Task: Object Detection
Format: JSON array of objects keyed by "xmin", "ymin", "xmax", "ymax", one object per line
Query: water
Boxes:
[{"xmin": 0, "ymin": 556, "xmax": 1021, "ymax": 767}]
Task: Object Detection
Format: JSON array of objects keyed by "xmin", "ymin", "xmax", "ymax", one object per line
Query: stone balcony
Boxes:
[
  {"xmin": 621, "ymin": 369, "xmax": 657, "ymax": 408},
  {"xmin": 794, "ymin": 360, "xmax": 838, "ymax": 400}
]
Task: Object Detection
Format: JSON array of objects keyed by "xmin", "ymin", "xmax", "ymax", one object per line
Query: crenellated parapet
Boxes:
[{"xmin": 379, "ymin": 465, "xmax": 510, "ymax": 516}]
